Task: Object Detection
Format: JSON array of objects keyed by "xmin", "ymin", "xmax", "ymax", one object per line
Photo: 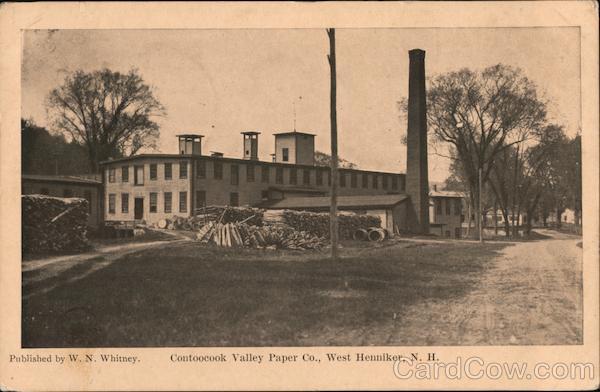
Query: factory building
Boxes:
[
  {"xmin": 101, "ymin": 131, "xmax": 406, "ymax": 226},
  {"xmin": 99, "ymin": 48, "xmax": 464, "ymax": 238}
]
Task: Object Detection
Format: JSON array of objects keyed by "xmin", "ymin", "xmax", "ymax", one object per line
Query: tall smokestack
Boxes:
[{"xmin": 406, "ymin": 49, "xmax": 430, "ymax": 234}]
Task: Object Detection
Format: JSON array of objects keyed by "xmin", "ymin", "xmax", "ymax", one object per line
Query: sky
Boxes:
[{"xmin": 21, "ymin": 28, "xmax": 580, "ymax": 182}]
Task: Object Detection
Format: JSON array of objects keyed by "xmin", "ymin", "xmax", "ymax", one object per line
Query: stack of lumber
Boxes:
[
  {"xmin": 159, "ymin": 206, "xmax": 263, "ymax": 230},
  {"xmin": 22, "ymin": 195, "xmax": 90, "ymax": 254},
  {"xmin": 196, "ymin": 221, "xmax": 325, "ymax": 250},
  {"xmin": 279, "ymin": 210, "xmax": 381, "ymax": 239}
]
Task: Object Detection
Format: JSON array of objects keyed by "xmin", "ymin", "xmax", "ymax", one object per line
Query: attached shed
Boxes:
[
  {"xmin": 259, "ymin": 194, "xmax": 409, "ymax": 236},
  {"xmin": 21, "ymin": 174, "xmax": 103, "ymax": 227}
]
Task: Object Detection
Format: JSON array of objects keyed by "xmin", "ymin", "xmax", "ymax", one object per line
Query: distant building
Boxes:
[
  {"xmin": 429, "ymin": 188, "xmax": 464, "ymax": 238},
  {"xmin": 21, "ymin": 174, "xmax": 103, "ymax": 227}
]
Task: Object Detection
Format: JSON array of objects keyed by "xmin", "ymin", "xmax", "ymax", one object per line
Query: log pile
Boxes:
[
  {"xmin": 22, "ymin": 195, "xmax": 91, "ymax": 254},
  {"xmin": 280, "ymin": 210, "xmax": 381, "ymax": 239},
  {"xmin": 196, "ymin": 221, "xmax": 325, "ymax": 250},
  {"xmin": 156, "ymin": 206, "xmax": 263, "ymax": 230}
]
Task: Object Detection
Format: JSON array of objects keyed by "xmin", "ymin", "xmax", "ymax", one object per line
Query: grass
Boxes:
[{"xmin": 22, "ymin": 240, "xmax": 507, "ymax": 347}]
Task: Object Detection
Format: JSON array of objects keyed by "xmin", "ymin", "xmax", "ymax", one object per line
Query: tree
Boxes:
[
  {"xmin": 423, "ymin": 64, "xmax": 547, "ymax": 239},
  {"xmin": 46, "ymin": 68, "xmax": 165, "ymax": 173},
  {"xmin": 21, "ymin": 118, "xmax": 92, "ymax": 175},
  {"xmin": 314, "ymin": 151, "xmax": 357, "ymax": 169}
]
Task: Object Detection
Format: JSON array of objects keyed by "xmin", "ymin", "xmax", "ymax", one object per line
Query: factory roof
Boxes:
[
  {"xmin": 99, "ymin": 154, "xmax": 405, "ymax": 176},
  {"xmin": 22, "ymin": 174, "xmax": 102, "ymax": 186},
  {"xmin": 258, "ymin": 194, "xmax": 408, "ymax": 210}
]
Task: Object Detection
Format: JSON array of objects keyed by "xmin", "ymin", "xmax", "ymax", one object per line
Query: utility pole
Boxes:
[
  {"xmin": 327, "ymin": 28, "xmax": 339, "ymax": 261},
  {"xmin": 479, "ymin": 167, "xmax": 484, "ymax": 243}
]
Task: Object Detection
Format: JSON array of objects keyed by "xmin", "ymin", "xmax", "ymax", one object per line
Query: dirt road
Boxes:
[{"xmin": 382, "ymin": 229, "xmax": 583, "ymax": 345}]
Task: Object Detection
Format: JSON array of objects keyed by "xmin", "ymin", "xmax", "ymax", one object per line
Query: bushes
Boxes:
[
  {"xmin": 281, "ymin": 210, "xmax": 380, "ymax": 239},
  {"xmin": 22, "ymin": 195, "xmax": 91, "ymax": 254}
]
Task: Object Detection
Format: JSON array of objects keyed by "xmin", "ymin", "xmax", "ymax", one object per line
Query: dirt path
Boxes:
[
  {"xmin": 22, "ymin": 230, "xmax": 192, "ymax": 299},
  {"xmin": 374, "ymin": 229, "xmax": 582, "ymax": 345}
]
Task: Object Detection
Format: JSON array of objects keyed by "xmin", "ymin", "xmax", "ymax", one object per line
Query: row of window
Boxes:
[
  {"xmin": 108, "ymin": 161, "xmax": 401, "ymax": 190},
  {"xmin": 107, "ymin": 191, "xmax": 241, "ymax": 215},
  {"xmin": 434, "ymin": 198, "xmax": 462, "ymax": 216},
  {"xmin": 108, "ymin": 162, "xmax": 188, "ymax": 184}
]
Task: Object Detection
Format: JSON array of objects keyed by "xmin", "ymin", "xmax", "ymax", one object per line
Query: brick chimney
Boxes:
[{"xmin": 405, "ymin": 49, "xmax": 430, "ymax": 234}]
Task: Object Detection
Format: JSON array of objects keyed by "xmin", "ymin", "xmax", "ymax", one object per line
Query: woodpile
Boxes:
[
  {"xmin": 22, "ymin": 195, "xmax": 91, "ymax": 254},
  {"xmin": 196, "ymin": 221, "xmax": 325, "ymax": 250},
  {"xmin": 279, "ymin": 210, "xmax": 381, "ymax": 239},
  {"xmin": 156, "ymin": 206, "xmax": 263, "ymax": 230}
]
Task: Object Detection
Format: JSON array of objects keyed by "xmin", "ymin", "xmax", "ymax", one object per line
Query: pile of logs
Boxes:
[
  {"xmin": 196, "ymin": 221, "xmax": 325, "ymax": 250},
  {"xmin": 280, "ymin": 210, "xmax": 381, "ymax": 239},
  {"xmin": 157, "ymin": 206, "xmax": 263, "ymax": 230},
  {"xmin": 22, "ymin": 195, "xmax": 91, "ymax": 254}
]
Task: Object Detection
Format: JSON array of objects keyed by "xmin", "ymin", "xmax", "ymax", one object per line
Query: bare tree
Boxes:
[
  {"xmin": 47, "ymin": 68, "xmax": 165, "ymax": 172},
  {"xmin": 424, "ymin": 64, "xmax": 547, "ymax": 238}
]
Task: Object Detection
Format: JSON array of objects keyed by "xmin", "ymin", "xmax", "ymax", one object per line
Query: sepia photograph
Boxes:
[{"xmin": 20, "ymin": 26, "xmax": 583, "ymax": 348}]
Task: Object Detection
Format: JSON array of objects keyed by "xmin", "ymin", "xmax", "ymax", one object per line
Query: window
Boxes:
[
  {"xmin": 150, "ymin": 163, "xmax": 157, "ymax": 180},
  {"xmin": 339, "ymin": 172, "xmax": 346, "ymax": 187},
  {"xmin": 454, "ymin": 199, "xmax": 461, "ymax": 216},
  {"xmin": 362, "ymin": 173, "xmax": 369, "ymax": 188},
  {"xmin": 289, "ymin": 168, "xmax": 297, "ymax": 185},
  {"xmin": 391, "ymin": 175, "xmax": 398, "ymax": 190},
  {"xmin": 435, "ymin": 199, "xmax": 442, "ymax": 215},
  {"xmin": 121, "ymin": 166, "xmax": 129, "ymax": 182},
  {"xmin": 276, "ymin": 167, "xmax": 284, "ymax": 184},
  {"xmin": 282, "ymin": 148, "xmax": 289, "ymax": 162},
  {"xmin": 108, "ymin": 168, "xmax": 116, "ymax": 183},
  {"xmin": 121, "ymin": 193, "xmax": 129, "ymax": 213},
  {"xmin": 303, "ymin": 169, "xmax": 311, "ymax": 185},
  {"xmin": 445, "ymin": 199, "xmax": 451, "ymax": 215},
  {"xmin": 214, "ymin": 161, "xmax": 223, "ymax": 179},
  {"xmin": 164, "ymin": 192, "xmax": 172, "ymax": 213},
  {"xmin": 372, "ymin": 175, "xmax": 378, "ymax": 189},
  {"xmin": 108, "ymin": 194, "xmax": 116, "ymax": 214},
  {"xmin": 196, "ymin": 190, "xmax": 206, "ymax": 208},
  {"xmin": 316, "ymin": 170, "xmax": 323, "ymax": 186},
  {"xmin": 382, "ymin": 175, "xmax": 389, "ymax": 189},
  {"xmin": 261, "ymin": 166, "xmax": 269, "ymax": 183},
  {"xmin": 179, "ymin": 161, "xmax": 188, "ymax": 179},
  {"xmin": 327, "ymin": 170, "xmax": 331, "ymax": 186},
  {"xmin": 63, "ymin": 189, "xmax": 73, "ymax": 197},
  {"xmin": 40, "ymin": 188, "xmax": 49, "ymax": 195},
  {"xmin": 84, "ymin": 190, "xmax": 93, "ymax": 213},
  {"xmin": 230, "ymin": 192, "xmax": 239, "ymax": 207},
  {"xmin": 231, "ymin": 164, "xmax": 239, "ymax": 185},
  {"xmin": 150, "ymin": 192, "xmax": 157, "ymax": 213},
  {"xmin": 261, "ymin": 190, "xmax": 269, "ymax": 199},
  {"xmin": 351, "ymin": 172, "xmax": 357, "ymax": 188},
  {"xmin": 134, "ymin": 165, "xmax": 144, "ymax": 185},
  {"xmin": 164, "ymin": 163, "xmax": 172, "ymax": 180},
  {"xmin": 196, "ymin": 160, "xmax": 206, "ymax": 179},
  {"xmin": 179, "ymin": 192, "xmax": 187, "ymax": 213},
  {"xmin": 246, "ymin": 164, "xmax": 255, "ymax": 182}
]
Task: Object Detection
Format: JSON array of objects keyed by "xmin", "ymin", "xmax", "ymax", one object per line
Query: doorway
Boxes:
[{"xmin": 134, "ymin": 197, "xmax": 144, "ymax": 220}]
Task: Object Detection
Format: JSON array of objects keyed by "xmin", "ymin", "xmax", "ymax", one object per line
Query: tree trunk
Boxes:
[
  {"xmin": 493, "ymin": 201, "xmax": 498, "ymax": 236},
  {"xmin": 556, "ymin": 207, "xmax": 562, "ymax": 228},
  {"xmin": 542, "ymin": 212, "xmax": 548, "ymax": 227}
]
